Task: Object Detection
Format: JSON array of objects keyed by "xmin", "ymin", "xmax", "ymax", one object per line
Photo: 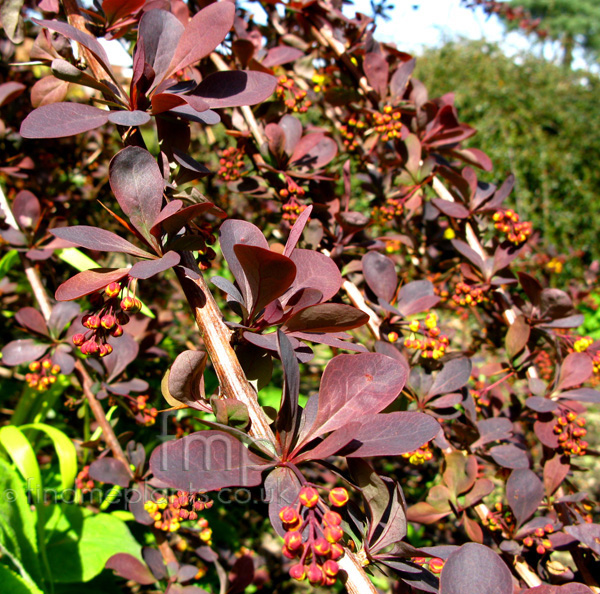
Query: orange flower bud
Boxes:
[
  {"xmin": 324, "ymin": 525, "xmax": 343, "ymax": 543},
  {"xmin": 306, "ymin": 563, "xmax": 324, "ymax": 585},
  {"xmin": 323, "ymin": 510, "xmax": 342, "ymax": 526},
  {"xmin": 299, "ymin": 486, "xmax": 319, "ymax": 508},
  {"xmin": 429, "ymin": 558, "xmax": 444, "ymax": 574},
  {"xmin": 284, "ymin": 530, "xmax": 303, "ymax": 551},
  {"xmin": 289, "ymin": 564, "xmax": 306, "ymax": 581},
  {"xmin": 328, "ymin": 487, "xmax": 349, "ymax": 507},
  {"xmin": 313, "ymin": 537, "xmax": 331, "ymax": 556},
  {"xmin": 323, "ymin": 559, "xmax": 339, "ymax": 577},
  {"xmin": 330, "ymin": 542, "xmax": 344, "ymax": 560}
]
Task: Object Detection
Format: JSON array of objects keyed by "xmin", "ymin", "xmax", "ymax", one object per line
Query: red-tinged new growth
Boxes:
[
  {"xmin": 403, "ymin": 313, "xmax": 449, "ymax": 360},
  {"xmin": 144, "ymin": 491, "xmax": 214, "ymax": 534},
  {"xmin": 279, "ymin": 485, "xmax": 348, "ymax": 587},
  {"xmin": 25, "ymin": 357, "xmax": 61, "ymax": 391},
  {"xmin": 492, "ymin": 209, "xmax": 532, "ymax": 245},
  {"xmin": 73, "ymin": 281, "xmax": 138, "ymax": 357}
]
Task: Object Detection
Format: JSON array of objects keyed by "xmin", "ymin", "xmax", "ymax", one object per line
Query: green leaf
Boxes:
[
  {"xmin": 0, "ymin": 427, "xmax": 42, "ymax": 502},
  {"xmin": 0, "ymin": 250, "xmax": 19, "ymax": 278},
  {"xmin": 0, "ymin": 458, "xmax": 41, "ymax": 588},
  {"xmin": 0, "ymin": 563, "xmax": 43, "ymax": 594},
  {"xmin": 45, "ymin": 506, "xmax": 142, "ymax": 583},
  {"xmin": 20, "ymin": 424, "xmax": 77, "ymax": 491},
  {"xmin": 57, "ymin": 248, "xmax": 155, "ymax": 318}
]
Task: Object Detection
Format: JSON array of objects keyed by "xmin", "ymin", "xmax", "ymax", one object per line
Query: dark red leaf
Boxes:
[
  {"xmin": 363, "ymin": 53, "xmax": 389, "ymax": 97},
  {"xmin": 472, "ymin": 417, "xmax": 513, "ymax": 448},
  {"xmin": 103, "ymin": 0, "xmax": 145, "ymax": 25},
  {"xmin": 89, "ymin": 457, "xmax": 132, "ymax": 487},
  {"xmin": 167, "ymin": 2, "xmax": 235, "ymax": 76},
  {"xmin": 13, "ymin": 190, "xmax": 41, "ymax": 230},
  {"xmin": 106, "ymin": 553, "xmax": 155, "ymax": 585},
  {"xmin": 428, "ymin": 358, "xmax": 472, "ymax": 397},
  {"xmin": 262, "ymin": 45, "xmax": 303, "ymax": 67},
  {"xmin": 109, "ymin": 147, "xmax": 165, "ymax": 244},
  {"xmin": 283, "ymin": 204, "xmax": 312, "ymax": 257},
  {"xmin": 556, "ymin": 352, "xmax": 593, "ymax": 391},
  {"xmin": 0, "ymin": 81, "xmax": 25, "ymax": 107},
  {"xmin": 47, "ymin": 302, "xmax": 80, "ymax": 337},
  {"xmin": 303, "ymin": 353, "xmax": 408, "ymax": 441},
  {"xmin": 440, "ymin": 543, "xmax": 512, "ymax": 594},
  {"xmin": 167, "ymin": 350, "xmax": 209, "ymax": 411},
  {"xmin": 564, "ymin": 524, "xmax": 600, "ymax": 555},
  {"xmin": 2, "ymin": 339, "xmax": 49, "ymax": 366},
  {"xmin": 233, "ymin": 244, "xmax": 296, "ymax": 318},
  {"xmin": 543, "ymin": 453, "xmax": 570, "ymax": 496},
  {"xmin": 362, "ymin": 251, "xmax": 397, "ymax": 303},
  {"xmin": 396, "ymin": 280, "xmax": 440, "ymax": 316},
  {"xmin": 283, "ymin": 303, "xmax": 368, "ymax": 333},
  {"xmin": 265, "ymin": 466, "xmax": 301, "ymax": 537},
  {"xmin": 103, "ymin": 333, "xmax": 139, "ymax": 382},
  {"xmin": 149, "ymin": 430, "xmax": 269, "ymax": 492},
  {"xmin": 192, "ymin": 71, "xmax": 277, "ymax": 109},
  {"xmin": 55, "ymin": 268, "xmax": 129, "ymax": 301},
  {"xmin": 129, "ymin": 251, "xmax": 180, "ymax": 279},
  {"xmin": 20, "ymin": 102, "xmax": 109, "ymax": 139},
  {"xmin": 390, "ymin": 58, "xmax": 416, "ymax": 99},
  {"xmin": 507, "ymin": 468, "xmax": 544, "ymax": 527},
  {"xmin": 290, "ymin": 133, "xmax": 337, "ymax": 170},
  {"xmin": 489, "ymin": 444, "xmax": 529, "ymax": 469},
  {"xmin": 15, "ymin": 307, "xmax": 48, "ymax": 337},
  {"xmin": 506, "ymin": 315, "xmax": 530, "ymax": 359},
  {"xmin": 279, "ymin": 114, "xmax": 303, "ymax": 155},
  {"xmin": 431, "ymin": 197, "xmax": 470, "ymax": 219},
  {"xmin": 343, "ymin": 412, "xmax": 440, "ymax": 458},
  {"xmin": 50, "ymin": 226, "xmax": 154, "ymax": 259}
]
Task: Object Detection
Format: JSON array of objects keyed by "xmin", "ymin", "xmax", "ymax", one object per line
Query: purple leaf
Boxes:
[
  {"xmin": 558, "ymin": 388, "xmax": 600, "ymax": 403},
  {"xmin": 149, "ymin": 430, "xmax": 269, "ymax": 492},
  {"xmin": 556, "ymin": 352, "xmax": 593, "ymax": 392},
  {"xmin": 129, "ymin": 482, "xmax": 155, "ymax": 525},
  {"xmin": 304, "ymin": 353, "xmax": 408, "ymax": 441},
  {"xmin": 2, "ymin": 339, "xmax": 49, "ymax": 366},
  {"xmin": 47, "ymin": 302, "xmax": 80, "ymax": 337},
  {"xmin": 265, "ymin": 466, "xmax": 301, "ymax": 537},
  {"xmin": 109, "ymin": 147, "xmax": 165, "ymax": 243},
  {"xmin": 233, "ymin": 244, "xmax": 296, "ymax": 318},
  {"xmin": 33, "ymin": 19, "xmax": 115, "ymax": 80},
  {"xmin": 56, "ymin": 268, "xmax": 130, "ymax": 302},
  {"xmin": 489, "ymin": 444, "xmax": 529, "ymax": 469},
  {"xmin": 507, "ymin": 468, "xmax": 544, "ymax": 527},
  {"xmin": 107, "ymin": 110, "xmax": 151, "ymax": 126},
  {"xmin": 428, "ymin": 358, "xmax": 472, "ymax": 397},
  {"xmin": 52, "ymin": 344, "xmax": 76, "ymax": 375},
  {"xmin": 20, "ymin": 103, "xmax": 109, "ymax": 139},
  {"xmin": 525, "ymin": 396, "xmax": 558, "ymax": 413},
  {"xmin": 107, "ymin": 379, "xmax": 149, "ymax": 396},
  {"xmin": 363, "ymin": 52, "xmax": 389, "ymax": 97},
  {"xmin": 390, "ymin": 58, "xmax": 416, "ymax": 99},
  {"xmin": 290, "ymin": 133, "xmax": 337, "ymax": 170},
  {"xmin": 283, "ymin": 204, "xmax": 313, "ymax": 257},
  {"xmin": 89, "ymin": 457, "xmax": 132, "ymax": 487},
  {"xmin": 523, "ymin": 585, "xmax": 593, "ymax": 594},
  {"xmin": 139, "ymin": 9, "xmax": 184, "ymax": 85},
  {"xmin": 288, "ymin": 331, "xmax": 367, "ymax": 353},
  {"xmin": 13, "ymin": 190, "xmax": 41, "ymax": 230},
  {"xmin": 104, "ymin": 333, "xmax": 139, "ymax": 383},
  {"xmin": 106, "ymin": 553, "xmax": 156, "ymax": 585},
  {"xmin": 543, "ymin": 453, "xmax": 570, "ymax": 496},
  {"xmin": 281, "ymin": 249, "xmax": 341, "ymax": 306},
  {"xmin": 15, "ymin": 307, "xmax": 48, "ymax": 337},
  {"xmin": 283, "ymin": 303, "xmax": 368, "ymax": 333},
  {"xmin": 129, "ymin": 251, "xmax": 180, "ymax": 279},
  {"xmin": 343, "ymin": 412, "xmax": 440, "ymax": 458},
  {"xmin": 396, "ymin": 280, "xmax": 440, "ymax": 316},
  {"xmin": 219, "ymin": 219, "xmax": 269, "ymax": 306},
  {"xmin": 506, "ymin": 315, "xmax": 530, "ymax": 359},
  {"xmin": 439, "ymin": 543, "xmax": 512, "ymax": 594},
  {"xmin": 159, "ymin": 202, "xmax": 225, "ymax": 236},
  {"xmin": 362, "ymin": 251, "xmax": 397, "ymax": 303},
  {"xmin": 279, "ymin": 115, "xmax": 303, "ymax": 155},
  {"xmin": 166, "ymin": 2, "xmax": 235, "ymax": 77},
  {"xmin": 142, "ymin": 547, "xmax": 167, "ymax": 580},
  {"xmin": 0, "ymin": 81, "xmax": 25, "ymax": 107},
  {"xmin": 471, "ymin": 417, "xmax": 513, "ymax": 448},
  {"xmin": 276, "ymin": 331, "xmax": 300, "ymax": 454},
  {"xmin": 167, "ymin": 350, "xmax": 209, "ymax": 411},
  {"xmin": 262, "ymin": 45, "xmax": 303, "ymax": 67},
  {"xmin": 192, "ymin": 71, "xmax": 277, "ymax": 109},
  {"xmin": 51, "ymin": 226, "xmax": 154, "ymax": 259},
  {"xmin": 167, "ymin": 105, "xmax": 220, "ymax": 125},
  {"xmin": 564, "ymin": 524, "xmax": 600, "ymax": 556}
]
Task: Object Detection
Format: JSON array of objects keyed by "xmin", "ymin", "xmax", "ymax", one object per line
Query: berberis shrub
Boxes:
[{"xmin": 0, "ymin": 0, "xmax": 598, "ymax": 593}]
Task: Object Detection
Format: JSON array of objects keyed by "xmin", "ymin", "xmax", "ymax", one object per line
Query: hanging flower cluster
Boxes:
[
  {"xmin": 25, "ymin": 358, "xmax": 61, "ymax": 391},
  {"xmin": 370, "ymin": 105, "xmax": 403, "ymax": 141},
  {"xmin": 414, "ymin": 556, "xmax": 444, "ymax": 574},
  {"xmin": 553, "ymin": 411, "xmax": 588, "ymax": 457},
  {"xmin": 75, "ymin": 465, "xmax": 95, "ymax": 494},
  {"xmin": 218, "ymin": 146, "xmax": 246, "ymax": 182},
  {"xmin": 492, "ymin": 209, "xmax": 532, "ymax": 245},
  {"xmin": 339, "ymin": 115, "xmax": 367, "ymax": 151},
  {"xmin": 72, "ymin": 282, "xmax": 138, "ymax": 356},
  {"xmin": 282, "ymin": 199, "xmax": 308, "ymax": 223},
  {"xmin": 279, "ymin": 486, "xmax": 349, "ymax": 587},
  {"xmin": 402, "ymin": 443, "xmax": 434, "ymax": 465},
  {"xmin": 276, "ymin": 76, "xmax": 311, "ymax": 113},
  {"xmin": 371, "ymin": 197, "xmax": 403, "ymax": 224},
  {"xmin": 451, "ymin": 281, "xmax": 486, "ymax": 307},
  {"xmin": 404, "ymin": 313, "xmax": 450, "ymax": 359},
  {"xmin": 522, "ymin": 525, "xmax": 555, "ymax": 555},
  {"xmin": 128, "ymin": 394, "xmax": 158, "ymax": 426},
  {"xmin": 144, "ymin": 491, "xmax": 214, "ymax": 534}
]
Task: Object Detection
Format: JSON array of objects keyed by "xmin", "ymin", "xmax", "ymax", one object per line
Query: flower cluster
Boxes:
[
  {"xmin": 75, "ymin": 465, "xmax": 95, "ymax": 494},
  {"xmin": 485, "ymin": 502, "xmax": 515, "ymax": 534},
  {"xmin": 25, "ymin": 358, "xmax": 61, "ymax": 391},
  {"xmin": 282, "ymin": 199, "xmax": 308, "ymax": 223},
  {"xmin": 553, "ymin": 411, "xmax": 588, "ymax": 457},
  {"xmin": 218, "ymin": 146, "xmax": 246, "ymax": 182},
  {"xmin": 339, "ymin": 115, "xmax": 367, "ymax": 151},
  {"xmin": 522, "ymin": 524, "xmax": 555, "ymax": 555},
  {"xmin": 371, "ymin": 197, "xmax": 403, "ymax": 224},
  {"xmin": 279, "ymin": 486, "xmax": 349, "ymax": 587},
  {"xmin": 129, "ymin": 394, "xmax": 158, "ymax": 426},
  {"xmin": 451, "ymin": 281, "xmax": 486, "ymax": 307},
  {"xmin": 534, "ymin": 350, "xmax": 554, "ymax": 381},
  {"xmin": 72, "ymin": 282, "xmax": 138, "ymax": 357},
  {"xmin": 403, "ymin": 313, "xmax": 450, "ymax": 359},
  {"xmin": 276, "ymin": 76, "xmax": 311, "ymax": 113},
  {"xmin": 402, "ymin": 443, "xmax": 433, "ymax": 465},
  {"xmin": 144, "ymin": 491, "xmax": 214, "ymax": 534},
  {"xmin": 572, "ymin": 336, "xmax": 593, "ymax": 353},
  {"xmin": 371, "ymin": 105, "xmax": 403, "ymax": 141},
  {"xmin": 492, "ymin": 209, "xmax": 532, "ymax": 245}
]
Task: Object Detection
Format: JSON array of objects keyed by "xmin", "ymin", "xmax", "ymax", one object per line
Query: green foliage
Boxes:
[{"xmin": 416, "ymin": 40, "xmax": 600, "ymax": 266}]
